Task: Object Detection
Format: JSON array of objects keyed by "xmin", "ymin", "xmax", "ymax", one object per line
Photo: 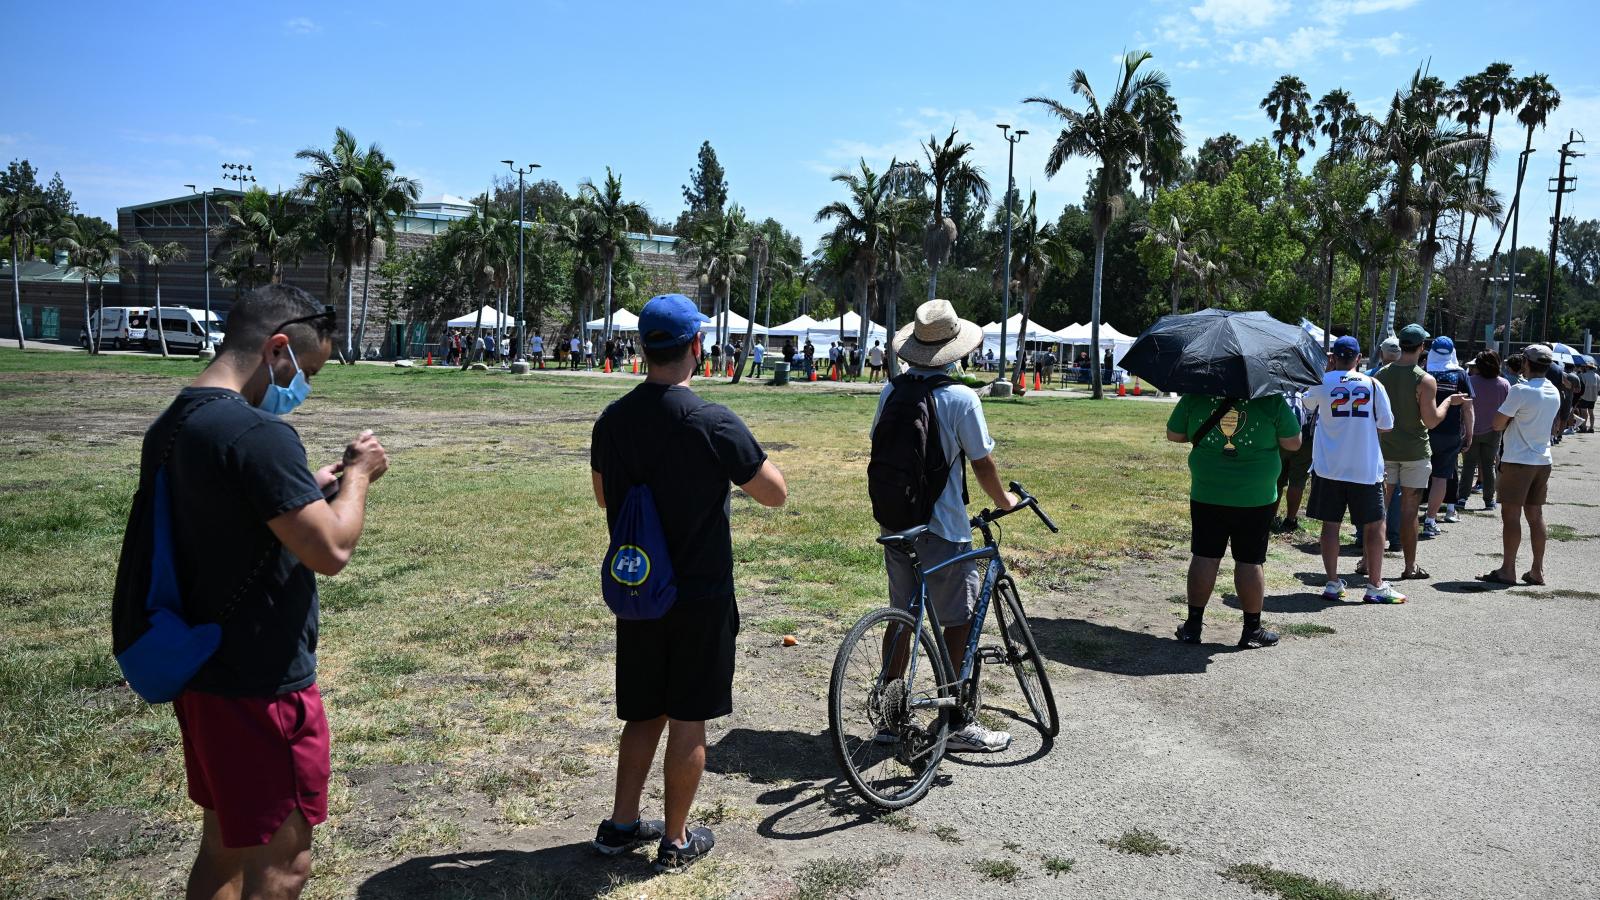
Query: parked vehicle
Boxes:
[
  {"xmin": 142, "ymin": 307, "xmax": 225, "ymax": 353},
  {"xmin": 86, "ymin": 307, "xmax": 151, "ymax": 350}
]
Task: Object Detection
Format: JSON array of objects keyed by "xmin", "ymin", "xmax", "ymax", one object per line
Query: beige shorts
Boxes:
[{"xmin": 1384, "ymin": 458, "xmax": 1432, "ymax": 490}]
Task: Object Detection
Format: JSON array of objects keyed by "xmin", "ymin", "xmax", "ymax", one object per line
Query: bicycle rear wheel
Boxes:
[
  {"xmin": 828, "ymin": 607, "xmax": 952, "ymax": 809},
  {"xmin": 991, "ymin": 577, "xmax": 1059, "ymax": 737}
]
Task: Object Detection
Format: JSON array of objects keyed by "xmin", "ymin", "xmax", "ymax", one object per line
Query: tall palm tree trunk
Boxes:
[
  {"xmin": 356, "ymin": 244, "xmax": 374, "ymax": 361},
  {"xmin": 603, "ymin": 254, "xmax": 615, "ymax": 345},
  {"xmin": 1322, "ymin": 246, "xmax": 1335, "ymax": 351},
  {"xmin": 10, "ymin": 243, "xmax": 22, "ymax": 350},
  {"xmin": 1368, "ymin": 265, "xmax": 1383, "ymax": 352},
  {"xmin": 734, "ymin": 253, "xmax": 759, "ymax": 385},
  {"xmin": 1462, "ymin": 113, "xmax": 1497, "ymax": 269},
  {"xmin": 154, "ymin": 267, "xmax": 170, "ymax": 358},
  {"xmin": 1382, "ymin": 258, "xmax": 1401, "ymax": 339},
  {"xmin": 927, "ymin": 262, "xmax": 939, "ymax": 301},
  {"xmin": 82, "ymin": 273, "xmax": 92, "ymax": 355},
  {"xmin": 95, "ymin": 278, "xmax": 107, "ymax": 355},
  {"xmin": 886, "ymin": 281, "xmax": 901, "ymax": 378},
  {"xmin": 1090, "ymin": 236, "xmax": 1107, "ymax": 399}
]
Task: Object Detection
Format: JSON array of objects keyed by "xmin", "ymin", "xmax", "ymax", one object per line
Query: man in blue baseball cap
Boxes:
[
  {"xmin": 588, "ymin": 293, "xmax": 788, "ymax": 873},
  {"xmin": 1302, "ymin": 335, "xmax": 1406, "ymax": 603},
  {"xmin": 1422, "ymin": 335, "xmax": 1473, "ymax": 535}
]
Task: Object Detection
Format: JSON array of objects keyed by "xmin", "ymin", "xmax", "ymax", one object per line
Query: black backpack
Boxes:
[{"xmin": 869, "ymin": 373, "xmax": 966, "ymax": 531}]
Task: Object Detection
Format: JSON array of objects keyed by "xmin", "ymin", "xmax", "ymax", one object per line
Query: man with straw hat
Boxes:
[{"xmin": 871, "ymin": 299, "xmax": 1021, "ymax": 754}]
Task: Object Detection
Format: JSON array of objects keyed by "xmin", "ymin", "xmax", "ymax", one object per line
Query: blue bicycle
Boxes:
[{"xmin": 828, "ymin": 483, "xmax": 1060, "ymax": 809}]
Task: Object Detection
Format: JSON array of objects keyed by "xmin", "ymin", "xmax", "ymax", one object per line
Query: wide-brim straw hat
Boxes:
[{"xmin": 895, "ymin": 299, "xmax": 984, "ymax": 367}]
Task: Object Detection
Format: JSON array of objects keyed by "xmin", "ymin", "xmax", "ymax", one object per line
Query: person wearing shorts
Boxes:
[
  {"xmin": 1301, "ymin": 337, "xmax": 1404, "ymax": 603},
  {"xmin": 1481, "ymin": 343, "xmax": 1562, "ymax": 587},
  {"xmin": 1274, "ymin": 391, "xmax": 1314, "ymax": 532},
  {"xmin": 876, "ymin": 300, "xmax": 1022, "ymax": 753},
  {"xmin": 590, "ymin": 294, "xmax": 787, "ymax": 872},
  {"xmin": 1422, "ymin": 336, "xmax": 1473, "ymax": 535},
  {"xmin": 1374, "ymin": 325, "xmax": 1466, "ymax": 579},
  {"xmin": 867, "ymin": 340, "xmax": 885, "ymax": 381},
  {"xmin": 1167, "ymin": 390, "xmax": 1302, "ymax": 648},
  {"xmin": 1576, "ymin": 360, "xmax": 1598, "ymax": 432},
  {"xmin": 113, "ymin": 286, "xmax": 388, "ymax": 899}
]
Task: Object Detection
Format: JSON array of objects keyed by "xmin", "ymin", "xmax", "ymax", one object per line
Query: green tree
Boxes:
[
  {"xmin": 679, "ymin": 204, "xmax": 749, "ymax": 351},
  {"xmin": 1261, "ymin": 74, "xmax": 1315, "ymax": 161},
  {"xmin": 1461, "ymin": 63, "xmax": 1518, "ymax": 266},
  {"xmin": 215, "ymin": 188, "xmax": 310, "ymax": 287},
  {"xmin": 816, "ymin": 159, "xmax": 897, "ymax": 352},
  {"xmin": 1, "ymin": 192, "xmax": 55, "ymax": 348},
  {"xmin": 126, "ymin": 241, "xmax": 189, "ymax": 357},
  {"xmin": 579, "ymin": 168, "xmax": 648, "ymax": 343},
  {"xmin": 352, "ymin": 152, "xmax": 420, "ymax": 359},
  {"xmin": 1195, "ymin": 134, "xmax": 1243, "ymax": 185},
  {"xmin": 908, "ymin": 127, "xmax": 991, "ymax": 300},
  {"xmin": 1134, "ymin": 86, "xmax": 1185, "ymax": 200},
  {"xmin": 678, "ymin": 140, "xmax": 729, "ymax": 237},
  {"xmin": 1027, "ymin": 50, "xmax": 1172, "ymax": 398},
  {"xmin": 52, "ymin": 216, "xmax": 120, "ymax": 353},
  {"xmin": 1313, "ymin": 89, "xmax": 1365, "ymax": 159}
]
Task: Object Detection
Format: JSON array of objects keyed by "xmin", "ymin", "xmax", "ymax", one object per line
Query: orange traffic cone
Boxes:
[
  {"xmin": 1117, "ymin": 380, "xmax": 1127, "ymax": 397},
  {"xmin": 810, "ymin": 367, "xmax": 818, "ymax": 382},
  {"xmin": 631, "ymin": 358, "xmax": 638, "ymax": 374},
  {"xmin": 1133, "ymin": 377, "xmax": 1143, "ymax": 396},
  {"xmin": 1033, "ymin": 370, "xmax": 1041, "ymax": 391},
  {"xmin": 425, "ymin": 351, "xmax": 432, "ymax": 366},
  {"xmin": 604, "ymin": 357, "xmax": 612, "ymax": 373},
  {"xmin": 726, "ymin": 363, "xmax": 734, "ymax": 377},
  {"xmin": 704, "ymin": 359, "xmax": 712, "ymax": 377}
]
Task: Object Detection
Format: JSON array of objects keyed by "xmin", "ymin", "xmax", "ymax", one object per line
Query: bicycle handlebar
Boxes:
[{"xmin": 972, "ymin": 482, "xmax": 1059, "ymax": 534}]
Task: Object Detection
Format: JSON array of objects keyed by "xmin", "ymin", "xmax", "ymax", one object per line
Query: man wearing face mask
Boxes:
[{"xmin": 137, "ymin": 284, "xmax": 388, "ymax": 900}]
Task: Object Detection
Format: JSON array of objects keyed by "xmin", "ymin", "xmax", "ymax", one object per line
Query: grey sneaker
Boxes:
[
  {"xmin": 1441, "ymin": 507, "xmax": 1460, "ymax": 524},
  {"xmin": 593, "ymin": 818, "xmax": 665, "ymax": 855},
  {"xmin": 946, "ymin": 722, "xmax": 1011, "ymax": 753},
  {"xmin": 655, "ymin": 826, "xmax": 716, "ymax": 873},
  {"xmin": 1421, "ymin": 518, "xmax": 1441, "ymax": 538}
]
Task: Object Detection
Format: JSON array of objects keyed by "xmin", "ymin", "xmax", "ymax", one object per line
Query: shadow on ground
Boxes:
[
  {"xmin": 754, "ymin": 777, "xmax": 935, "ymax": 841},
  {"xmin": 1029, "ymin": 617, "xmax": 1238, "ymax": 675},
  {"xmin": 705, "ymin": 727, "xmax": 834, "ymax": 784},
  {"xmin": 356, "ymin": 843, "xmax": 649, "ymax": 900}
]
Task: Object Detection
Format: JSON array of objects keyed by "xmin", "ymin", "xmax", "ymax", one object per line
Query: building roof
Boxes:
[{"xmin": 0, "ymin": 257, "xmax": 122, "ymax": 283}]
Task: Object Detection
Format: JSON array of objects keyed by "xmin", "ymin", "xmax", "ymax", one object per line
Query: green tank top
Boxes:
[{"xmin": 1375, "ymin": 362, "xmax": 1430, "ymax": 461}]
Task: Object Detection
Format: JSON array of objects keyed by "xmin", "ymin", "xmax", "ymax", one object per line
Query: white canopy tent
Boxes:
[
  {"xmin": 811, "ymin": 311, "xmax": 889, "ymax": 344},
  {"xmin": 767, "ymin": 314, "xmax": 824, "ymax": 340},
  {"xmin": 701, "ymin": 308, "xmax": 766, "ymax": 338},
  {"xmin": 1300, "ymin": 318, "xmax": 1325, "ymax": 346},
  {"xmin": 1049, "ymin": 322, "xmax": 1138, "ymax": 375},
  {"xmin": 583, "ymin": 309, "xmax": 641, "ymax": 332},
  {"xmin": 446, "ymin": 306, "xmax": 519, "ymax": 330}
]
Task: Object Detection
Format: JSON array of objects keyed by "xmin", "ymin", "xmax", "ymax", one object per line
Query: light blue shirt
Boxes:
[
  {"xmin": 873, "ymin": 366, "xmax": 996, "ymax": 543},
  {"xmin": 753, "ymin": 344, "xmax": 765, "ymax": 362}
]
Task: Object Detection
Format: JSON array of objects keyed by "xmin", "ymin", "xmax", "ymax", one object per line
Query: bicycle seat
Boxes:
[{"xmin": 876, "ymin": 525, "xmax": 929, "ymax": 548}]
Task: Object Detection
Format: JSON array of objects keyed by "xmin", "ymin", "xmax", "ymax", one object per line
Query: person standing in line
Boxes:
[
  {"xmin": 1367, "ymin": 336, "xmax": 1400, "ymax": 376},
  {"xmin": 1273, "ymin": 389, "xmax": 1315, "ymax": 534},
  {"xmin": 1576, "ymin": 358, "xmax": 1598, "ymax": 433},
  {"xmin": 1421, "ymin": 336, "xmax": 1473, "ymax": 535},
  {"xmin": 1460, "ymin": 350, "xmax": 1510, "ymax": 510},
  {"xmin": 1166, "ymin": 388, "xmax": 1303, "ymax": 648},
  {"xmin": 1371, "ymin": 325, "xmax": 1466, "ymax": 580},
  {"xmin": 589, "ymin": 294, "xmax": 788, "ymax": 871},
  {"xmin": 1302, "ymin": 337, "xmax": 1405, "ymax": 603},
  {"xmin": 802, "ymin": 339, "xmax": 815, "ymax": 377},
  {"xmin": 584, "ymin": 336, "xmax": 595, "ymax": 368},
  {"xmin": 569, "ymin": 334, "xmax": 580, "ymax": 370},
  {"xmin": 867, "ymin": 340, "xmax": 885, "ymax": 382},
  {"xmin": 1504, "ymin": 352, "xmax": 1525, "ymax": 385},
  {"xmin": 873, "ymin": 300, "xmax": 1021, "ymax": 752},
  {"xmin": 530, "ymin": 332, "xmax": 544, "ymax": 366},
  {"xmin": 1550, "ymin": 364, "xmax": 1575, "ymax": 445},
  {"xmin": 1480, "ymin": 344, "xmax": 1562, "ymax": 586},
  {"xmin": 115, "ymin": 286, "xmax": 389, "ymax": 900},
  {"xmin": 750, "ymin": 340, "xmax": 766, "ymax": 378}
]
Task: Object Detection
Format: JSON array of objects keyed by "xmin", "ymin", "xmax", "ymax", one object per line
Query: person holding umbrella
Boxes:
[{"xmin": 1128, "ymin": 311, "xmax": 1322, "ymax": 648}]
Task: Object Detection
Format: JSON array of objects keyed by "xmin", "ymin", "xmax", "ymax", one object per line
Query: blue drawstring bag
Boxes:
[
  {"xmin": 601, "ymin": 484, "xmax": 678, "ymax": 620},
  {"xmin": 114, "ymin": 466, "xmax": 223, "ymax": 703}
]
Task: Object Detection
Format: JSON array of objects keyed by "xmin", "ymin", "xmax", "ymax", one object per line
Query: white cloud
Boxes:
[
  {"xmin": 284, "ymin": 17, "xmax": 320, "ymax": 35},
  {"xmin": 1190, "ymin": 0, "xmax": 1289, "ymax": 33},
  {"xmin": 1364, "ymin": 31, "xmax": 1405, "ymax": 55},
  {"xmin": 1314, "ymin": 0, "xmax": 1420, "ymax": 24},
  {"xmin": 120, "ymin": 130, "xmax": 254, "ymax": 159},
  {"xmin": 1177, "ymin": 59, "xmax": 1205, "ymax": 70},
  {"xmin": 1226, "ymin": 26, "xmax": 1341, "ymax": 68},
  {"xmin": 0, "ymin": 133, "xmax": 18, "ymax": 146}
]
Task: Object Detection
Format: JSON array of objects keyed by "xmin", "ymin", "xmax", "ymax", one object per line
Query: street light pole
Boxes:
[
  {"xmin": 1504, "ymin": 148, "xmax": 1535, "ymax": 359},
  {"xmin": 503, "ymin": 161, "xmax": 540, "ymax": 361},
  {"xmin": 185, "ymin": 183, "xmax": 212, "ymax": 348},
  {"xmin": 996, "ymin": 124, "xmax": 1026, "ymax": 384}
]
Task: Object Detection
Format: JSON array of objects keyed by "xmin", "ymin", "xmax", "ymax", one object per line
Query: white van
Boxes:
[
  {"xmin": 142, "ymin": 307, "xmax": 226, "ymax": 353},
  {"xmin": 86, "ymin": 306, "xmax": 151, "ymax": 350}
]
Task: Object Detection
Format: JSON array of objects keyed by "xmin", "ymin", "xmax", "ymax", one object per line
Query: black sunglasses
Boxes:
[{"xmin": 270, "ymin": 305, "xmax": 337, "ymax": 335}]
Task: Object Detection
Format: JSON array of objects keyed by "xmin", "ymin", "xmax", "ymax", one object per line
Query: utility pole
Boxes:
[
  {"xmin": 503, "ymin": 160, "xmax": 540, "ymax": 360},
  {"xmin": 1504, "ymin": 148, "xmax": 1535, "ymax": 360},
  {"xmin": 996, "ymin": 124, "xmax": 1026, "ymax": 384},
  {"xmin": 1541, "ymin": 130, "xmax": 1585, "ymax": 342}
]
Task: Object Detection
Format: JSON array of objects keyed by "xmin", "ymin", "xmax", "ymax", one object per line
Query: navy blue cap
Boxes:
[
  {"xmin": 1332, "ymin": 335, "xmax": 1361, "ymax": 358},
  {"xmin": 1429, "ymin": 335, "xmax": 1454, "ymax": 354},
  {"xmin": 638, "ymin": 294, "xmax": 708, "ymax": 349}
]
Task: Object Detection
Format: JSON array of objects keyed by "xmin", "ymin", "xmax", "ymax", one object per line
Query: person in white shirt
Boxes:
[
  {"xmin": 1482, "ymin": 343, "xmax": 1563, "ymax": 586},
  {"xmin": 1302, "ymin": 337, "xmax": 1404, "ymax": 603},
  {"xmin": 570, "ymin": 335, "xmax": 582, "ymax": 370},
  {"xmin": 583, "ymin": 338, "xmax": 594, "ymax": 368},
  {"xmin": 867, "ymin": 340, "xmax": 885, "ymax": 381}
]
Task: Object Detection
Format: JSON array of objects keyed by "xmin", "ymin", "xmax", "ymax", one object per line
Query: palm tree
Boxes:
[
  {"xmin": 445, "ymin": 207, "xmax": 518, "ymax": 368},
  {"xmin": 679, "ymin": 204, "xmax": 749, "ymax": 359},
  {"xmin": 579, "ymin": 168, "xmax": 648, "ymax": 344},
  {"xmin": 1461, "ymin": 63, "xmax": 1517, "ymax": 267},
  {"xmin": 999, "ymin": 191, "xmax": 1054, "ymax": 378},
  {"xmin": 2, "ymin": 192, "xmax": 54, "ymax": 349},
  {"xmin": 53, "ymin": 217, "xmax": 119, "ymax": 354},
  {"xmin": 876, "ymin": 186, "xmax": 926, "ymax": 376},
  {"xmin": 1416, "ymin": 157, "xmax": 1499, "ymax": 324},
  {"xmin": 1261, "ymin": 74, "xmax": 1315, "ymax": 161},
  {"xmin": 216, "ymin": 187, "xmax": 309, "ymax": 287},
  {"xmin": 126, "ymin": 241, "xmax": 189, "ymax": 357},
  {"xmin": 816, "ymin": 160, "xmax": 894, "ymax": 355},
  {"xmin": 1313, "ymin": 89, "xmax": 1363, "ymax": 159},
  {"xmin": 910, "ymin": 128, "xmax": 989, "ymax": 301},
  {"xmin": 1139, "ymin": 213, "xmax": 1207, "ymax": 315},
  {"xmin": 296, "ymin": 127, "xmax": 370, "ymax": 362},
  {"xmin": 1027, "ymin": 50, "xmax": 1172, "ymax": 398},
  {"xmin": 352, "ymin": 154, "xmax": 420, "ymax": 360},
  {"xmin": 732, "ymin": 230, "xmax": 766, "ymax": 385},
  {"xmin": 1133, "ymin": 86, "xmax": 1185, "ymax": 200},
  {"xmin": 83, "ymin": 254, "xmax": 123, "ymax": 352}
]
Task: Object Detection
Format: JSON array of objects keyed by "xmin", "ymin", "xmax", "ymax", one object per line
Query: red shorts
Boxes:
[{"xmin": 174, "ymin": 684, "xmax": 331, "ymax": 848}]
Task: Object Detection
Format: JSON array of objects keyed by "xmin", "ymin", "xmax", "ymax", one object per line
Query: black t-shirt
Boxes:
[
  {"xmin": 590, "ymin": 383, "xmax": 767, "ymax": 603},
  {"xmin": 144, "ymin": 387, "xmax": 325, "ymax": 696}
]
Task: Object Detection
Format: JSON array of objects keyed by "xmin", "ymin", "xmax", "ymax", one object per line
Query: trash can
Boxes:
[{"xmin": 772, "ymin": 361, "xmax": 790, "ymax": 385}]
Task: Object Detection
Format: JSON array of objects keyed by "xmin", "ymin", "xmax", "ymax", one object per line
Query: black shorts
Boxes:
[
  {"xmin": 615, "ymin": 594, "xmax": 739, "ymax": 722},
  {"xmin": 1430, "ymin": 440, "xmax": 1461, "ymax": 481},
  {"xmin": 1577, "ymin": 398, "xmax": 1596, "ymax": 410},
  {"xmin": 1307, "ymin": 475, "xmax": 1387, "ymax": 526},
  {"xmin": 1189, "ymin": 500, "xmax": 1274, "ymax": 565}
]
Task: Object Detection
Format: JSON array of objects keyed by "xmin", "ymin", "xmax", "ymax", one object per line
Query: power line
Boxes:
[{"xmin": 1541, "ymin": 130, "xmax": 1585, "ymax": 342}]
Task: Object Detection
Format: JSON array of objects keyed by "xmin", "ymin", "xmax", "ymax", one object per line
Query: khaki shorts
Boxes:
[
  {"xmin": 1497, "ymin": 462, "xmax": 1551, "ymax": 506},
  {"xmin": 1384, "ymin": 458, "xmax": 1432, "ymax": 490}
]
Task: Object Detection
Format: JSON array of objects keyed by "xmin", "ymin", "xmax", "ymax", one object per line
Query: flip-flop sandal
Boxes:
[
  {"xmin": 1477, "ymin": 571, "xmax": 1517, "ymax": 585},
  {"xmin": 1400, "ymin": 567, "xmax": 1431, "ymax": 580},
  {"xmin": 1521, "ymin": 572, "xmax": 1546, "ymax": 585}
]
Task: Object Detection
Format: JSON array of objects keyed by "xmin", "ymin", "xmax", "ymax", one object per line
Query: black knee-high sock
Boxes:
[
  {"xmin": 1243, "ymin": 612, "xmax": 1262, "ymax": 632},
  {"xmin": 1186, "ymin": 605, "xmax": 1206, "ymax": 628}
]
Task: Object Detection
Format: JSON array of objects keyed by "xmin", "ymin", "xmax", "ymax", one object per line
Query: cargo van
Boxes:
[
  {"xmin": 142, "ymin": 307, "xmax": 225, "ymax": 353},
  {"xmin": 86, "ymin": 306, "xmax": 151, "ymax": 350}
]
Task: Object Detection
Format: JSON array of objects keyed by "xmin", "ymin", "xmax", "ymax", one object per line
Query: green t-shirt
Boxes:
[{"xmin": 1167, "ymin": 394, "xmax": 1300, "ymax": 507}]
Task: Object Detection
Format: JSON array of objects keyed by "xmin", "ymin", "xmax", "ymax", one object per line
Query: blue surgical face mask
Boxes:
[{"xmin": 258, "ymin": 344, "xmax": 311, "ymax": 415}]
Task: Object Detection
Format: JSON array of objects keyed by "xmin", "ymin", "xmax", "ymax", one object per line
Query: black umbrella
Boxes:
[{"xmin": 1120, "ymin": 309, "xmax": 1323, "ymax": 399}]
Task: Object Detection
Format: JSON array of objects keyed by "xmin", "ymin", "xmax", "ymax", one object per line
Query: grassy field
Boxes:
[{"xmin": 0, "ymin": 348, "xmax": 1190, "ymax": 898}]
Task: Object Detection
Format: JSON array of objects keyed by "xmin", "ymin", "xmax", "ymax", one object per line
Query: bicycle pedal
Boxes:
[{"xmin": 976, "ymin": 646, "xmax": 1007, "ymax": 664}]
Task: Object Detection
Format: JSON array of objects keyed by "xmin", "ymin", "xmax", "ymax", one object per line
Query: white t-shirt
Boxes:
[
  {"xmin": 871, "ymin": 368, "xmax": 996, "ymax": 544},
  {"xmin": 1498, "ymin": 378, "xmax": 1560, "ymax": 465},
  {"xmin": 868, "ymin": 346, "xmax": 884, "ymax": 366},
  {"xmin": 1302, "ymin": 369, "xmax": 1394, "ymax": 484},
  {"xmin": 570, "ymin": 337, "xmax": 580, "ymax": 352}
]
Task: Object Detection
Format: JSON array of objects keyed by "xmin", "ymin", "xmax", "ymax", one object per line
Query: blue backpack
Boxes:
[{"xmin": 602, "ymin": 483, "xmax": 678, "ymax": 620}]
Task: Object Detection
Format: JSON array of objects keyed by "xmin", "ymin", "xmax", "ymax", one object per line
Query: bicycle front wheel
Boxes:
[
  {"xmin": 828, "ymin": 607, "xmax": 952, "ymax": 809},
  {"xmin": 992, "ymin": 577, "xmax": 1059, "ymax": 737}
]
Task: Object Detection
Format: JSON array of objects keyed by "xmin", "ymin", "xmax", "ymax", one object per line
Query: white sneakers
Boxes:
[
  {"xmin": 1322, "ymin": 578, "xmax": 1348, "ymax": 601},
  {"xmin": 946, "ymin": 722, "xmax": 1011, "ymax": 753}
]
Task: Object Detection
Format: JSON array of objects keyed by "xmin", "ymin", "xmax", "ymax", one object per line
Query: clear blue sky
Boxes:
[{"xmin": 2, "ymin": 0, "xmax": 1593, "ymax": 255}]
